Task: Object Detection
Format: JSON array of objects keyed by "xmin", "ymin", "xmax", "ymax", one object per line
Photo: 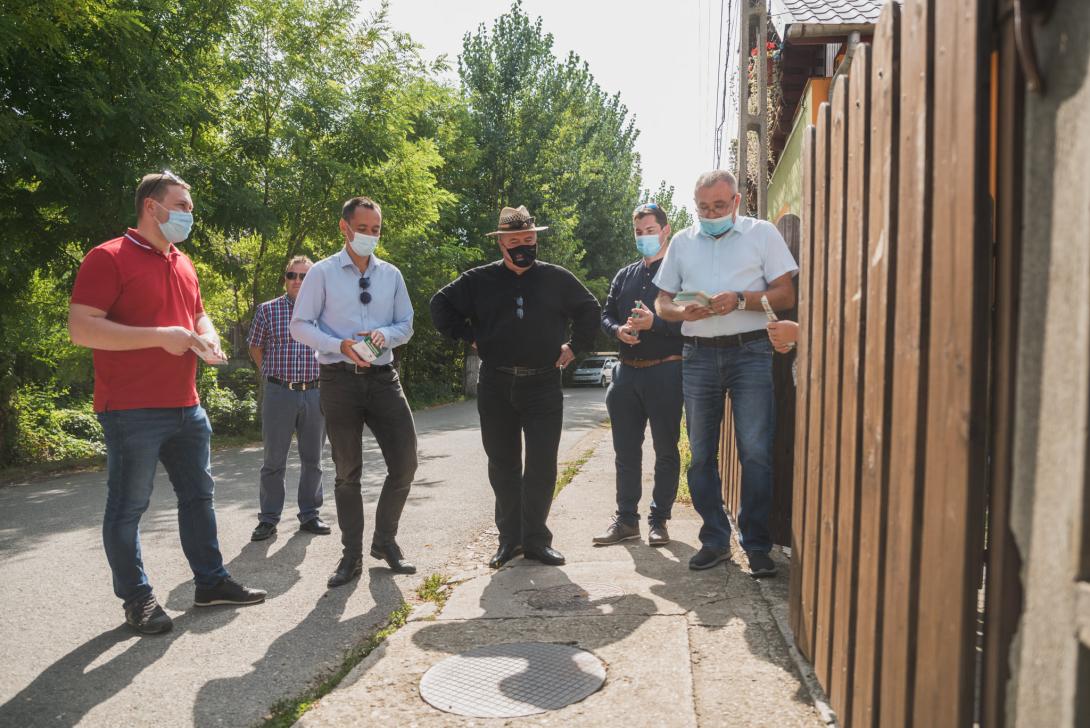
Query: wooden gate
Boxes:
[{"xmin": 785, "ymin": 1, "xmax": 992, "ymax": 724}]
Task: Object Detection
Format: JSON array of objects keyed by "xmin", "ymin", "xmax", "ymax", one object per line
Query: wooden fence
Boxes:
[{"xmin": 720, "ymin": 1, "xmax": 999, "ymax": 724}]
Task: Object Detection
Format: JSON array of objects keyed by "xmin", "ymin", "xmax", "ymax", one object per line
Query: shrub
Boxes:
[{"xmin": 10, "ymin": 385, "xmax": 104, "ymax": 465}]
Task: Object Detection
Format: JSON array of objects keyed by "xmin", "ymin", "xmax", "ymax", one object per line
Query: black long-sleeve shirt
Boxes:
[
  {"xmin": 431, "ymin": 260, "xmax": 601, "ymax": 369},
  {"xmin": 601, "ymin": 258, "xmax": 684, "ymax": 360}
]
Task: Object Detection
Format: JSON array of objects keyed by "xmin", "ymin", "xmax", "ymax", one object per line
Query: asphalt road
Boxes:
[{"xmin": 0, "ymin": 386, "xmax": 608, "ymax": 728}]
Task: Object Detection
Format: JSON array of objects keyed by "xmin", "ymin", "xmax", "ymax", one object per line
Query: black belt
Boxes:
[
  {"xmin": 266, "ymin": 376, "xmax": 319, "ymax": 391},
  {"xmin": 321, "ymin": 362, "xmax": 394, "ymax": 374},
  {"xmin": 684, "ymin": 330, "xmax": 767, "ymax": 348},
  {"xmin": 493, "ymin": 365, "xmax": 556, "ymax": 377}
]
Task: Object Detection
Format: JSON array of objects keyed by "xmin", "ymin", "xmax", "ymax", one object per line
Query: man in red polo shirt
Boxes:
[{"xmin": 69, "ymin": 171, "xmax": 266, "ymax": 635}]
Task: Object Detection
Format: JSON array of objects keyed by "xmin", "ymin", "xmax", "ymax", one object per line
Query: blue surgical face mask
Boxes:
[
  {"xmin": 349, "ymin": 233, "xmax": 379, "ymax": 257},
  {"xmin": 698, "ymin": 214, "xmax": 735, "ymax": 237},
  {"xmin": 155, "ymin": 203, "xmax": 193, "ymax": 243},
  {"xmin": 635, "ymin": 234, "xmax": 662, "ymax": 257}
]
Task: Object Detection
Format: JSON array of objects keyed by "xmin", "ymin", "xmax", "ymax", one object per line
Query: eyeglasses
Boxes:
[
  {"xmin": 359, "ymin": 277, "xmax": 371, "ymax": 304},
  {"xmin": 515, "ymin": 295, "xmax": 524, "ymax": 320},
  {"xmin": 146, "ymin": 169, "xmax": 187, "ymax": 202},
  {"xmin": 284, "ymin": 272, "xmax": 306, "ymax": 281}
]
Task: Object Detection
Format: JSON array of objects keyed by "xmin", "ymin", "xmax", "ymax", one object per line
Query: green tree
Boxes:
[{"xmin": 447, "ymin": 0, "xmax": 643, "ymax": 299}]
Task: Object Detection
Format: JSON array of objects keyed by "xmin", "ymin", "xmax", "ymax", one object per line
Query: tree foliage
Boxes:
[{"xmin": 0, "ymin": 0, "xmax": 685, "ymax": 467}]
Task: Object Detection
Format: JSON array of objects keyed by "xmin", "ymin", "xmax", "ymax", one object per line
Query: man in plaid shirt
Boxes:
[{"xmin": 247, "ymin": 256, "xmax": 329, "ymax": 541}]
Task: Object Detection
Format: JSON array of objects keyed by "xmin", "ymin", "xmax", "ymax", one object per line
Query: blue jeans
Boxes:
[
  {"xmin": 259, "ymin": 383, "xmax": 324, "ymax": 525},
  {"xmin": 605, "ymin": 359, "xmax": 683, "ymax": 526},
  {"xmin": 97, "ymin": 406, "xmax": 230, "ymax": 605},
  {"xmin": 682, "ymin": 337, "xmax": 776, "ymax": 552}
]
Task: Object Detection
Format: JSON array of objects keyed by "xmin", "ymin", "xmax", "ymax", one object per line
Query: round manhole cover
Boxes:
[
  {"xmin": 524, "ymin": 583, "xmax": 625, "ymax": 611},
  {"xmin": 419, "ymin": 642, "xmax": 606, "ymax": 718}
]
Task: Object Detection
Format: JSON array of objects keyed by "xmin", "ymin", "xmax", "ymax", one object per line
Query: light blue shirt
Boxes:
[
  {"xmin": 653, "ymin": 216, "xmax": 798, "ymax": 337},
  {"xmin": 289, "ymin": 248, "xmax": 413, "ymax": 366}
]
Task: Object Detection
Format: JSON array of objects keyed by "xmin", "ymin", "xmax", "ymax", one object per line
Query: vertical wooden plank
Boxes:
[
  {"xmin": 801, "ymin": 104, "xmax": 831, "ymax": 662},
  {"xmin": 982, "ymin": 5, "xmax": 1025, "ymax": 726},
  {"xmin": 880, "ymin": 0, "xmax": 933, "ymax": 723},
  {"xmin": 831, "ymin": 43, "xmax": 872, "ymax": 720},
  {"xmin": 815, "ymin": 74, "xmax": 849, "ymax": 694},
  {"xmin": 789, "ymin": 128, "xmax": 817, "ymax": 642},
  {"xmin": 912, "ymin": 0, "xmax": 990, "ymax": 723},
  {"xmin": 852, "ymin": 5, "xmax": 902, "ymax": 727}
]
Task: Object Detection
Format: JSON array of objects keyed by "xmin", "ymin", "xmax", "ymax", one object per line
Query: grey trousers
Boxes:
[{"xmin": 258, "ymin": 381, "xmax": 325, "ymax": 525}]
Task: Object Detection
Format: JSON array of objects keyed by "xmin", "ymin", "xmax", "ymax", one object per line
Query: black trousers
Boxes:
[
  {"xmin": 319, "ymin": 365, "xmax": 418, "ymax": 558},
  {"xmin": 476, "ymin": 368, "xmax": 564, "ymax": 550}
]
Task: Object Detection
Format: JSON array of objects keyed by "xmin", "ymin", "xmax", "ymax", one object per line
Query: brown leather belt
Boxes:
[{"xmin": 620, "ymin": 354, "xmax": 683, "ymax": 369}]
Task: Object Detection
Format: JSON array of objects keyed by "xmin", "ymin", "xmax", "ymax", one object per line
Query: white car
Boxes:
[{"xmin": 571, "ymin": 356, "xmax": 618, "ymax": 387}]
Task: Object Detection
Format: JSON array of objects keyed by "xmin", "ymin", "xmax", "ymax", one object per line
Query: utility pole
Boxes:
[{"xmin": 735, "ymin": 0, "xmax": 768, "ymax": 218}]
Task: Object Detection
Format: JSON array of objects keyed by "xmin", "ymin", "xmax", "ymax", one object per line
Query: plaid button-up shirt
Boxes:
[{"xmin": 248, "ymin": 295, "xmax": 320, "ymax": 383}]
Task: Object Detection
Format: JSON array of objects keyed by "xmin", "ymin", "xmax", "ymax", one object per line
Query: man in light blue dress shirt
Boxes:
[
  {"xmin": 654, "ymin": 170, "xmax": 798, "ymax": 577},
  {"xmin": 290, "ymin": 196, "xmax": 419, "ymax": 588}
]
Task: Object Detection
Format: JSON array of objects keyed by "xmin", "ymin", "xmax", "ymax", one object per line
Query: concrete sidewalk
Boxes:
[{"xmin": 298, "ymin": 433, "xmax": 828, "ymax": 727}]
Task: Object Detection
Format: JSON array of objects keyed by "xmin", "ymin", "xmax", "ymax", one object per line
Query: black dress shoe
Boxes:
[
  {"xmin": 489, "ymin": 543, "xmax": 523, "ymax": 569},
  {"xmin": 327, "ymin": 556, "xmax": 363, "ymax": 588},
  {"xmin": 251, "ymin": 522, "xmax": 277, "ymax": 541},
  {"xmin": 299, "ymin": 517, "xmax": 331, "ymax": 535},
  {"xmin": 523, "ymin": 546, "xmax": 565, "ymax": 566},
  {"xmin": 370, "ymin": 542, "xmax": 416, "ymax": 574}
]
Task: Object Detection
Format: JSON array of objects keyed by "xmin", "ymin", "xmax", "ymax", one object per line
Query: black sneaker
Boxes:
[
  {"xmin": 688, "ymin": 546, "xmax": 731, "ymax": 570},
  {"xmin": 747, "ymin": 550, "xmax": 778, "ymax": 577},
  {"xmin": 592, "ymin": 518, "xmax": 640, "ymax": 545},
  {"xmin": 124, "ymin": 594, "xmax": 173, "ymax": 635},
  {"xmin": 194, "ymin": 577, "xmax": 267, "ymax": 607}
]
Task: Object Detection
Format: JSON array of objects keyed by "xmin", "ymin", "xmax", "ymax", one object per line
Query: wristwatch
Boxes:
[{"xmin": 736, "ymin": 292, "xmax": 747, "ymax": 311}]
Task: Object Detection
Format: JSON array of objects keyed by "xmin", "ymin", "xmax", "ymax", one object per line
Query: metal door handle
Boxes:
[{"xmin": 1013, "ymin": 0, "xmax": 1056, "ymax": 93}]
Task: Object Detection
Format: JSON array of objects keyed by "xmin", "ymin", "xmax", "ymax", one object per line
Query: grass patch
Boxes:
[
  {"xmin": 262, "ymin": 601, "xmax": 412, "ymax": 728},
  {"xmin": 554, "ymin": 447, "xmax": 595, "ymax": 498},
  {"xmin": 676, "ymin": 422, "xmax": 692, "ymax": 504},
  {"xmin": 416, "ymin": 573, "xmax": 450, "ymax": 610}
]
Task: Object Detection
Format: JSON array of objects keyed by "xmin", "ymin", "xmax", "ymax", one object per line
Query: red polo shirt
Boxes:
[{"xmin": 71, "ymin": 229, "xmax": 206, "ymax": 412}]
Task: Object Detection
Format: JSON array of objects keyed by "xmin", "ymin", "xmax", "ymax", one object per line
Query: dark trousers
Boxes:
[
  {"xmin": 605, "ymin": 360, "xmax": 683, "ymax": 526},
  {"xmin": 319, "ymin": 366, "xmax": 418, "ymax": 558},
  {"xmin": 477, "ymin": 367, "xmax": 564, "ymax": 550}
]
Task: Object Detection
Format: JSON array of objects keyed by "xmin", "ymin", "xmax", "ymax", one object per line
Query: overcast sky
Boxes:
[{"xmin": 362, "ymin": 0, "xmax": 739, "ymax": 211}]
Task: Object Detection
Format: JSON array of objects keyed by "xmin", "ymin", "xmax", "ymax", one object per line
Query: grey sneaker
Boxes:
[
  {"xmin": 124, "ymin": 594, "xmax": 173, "ymax": 635},
  {"xmin": 747, "ymin": 550, "xmax": 778, "ymax": 577},
  {"xmin": 592, "ymin": 519, "xmax": 640, "ymax": 546},
  {"xmin": 648, "ymin": 522, "xmax": 670, "ymax": 546}
]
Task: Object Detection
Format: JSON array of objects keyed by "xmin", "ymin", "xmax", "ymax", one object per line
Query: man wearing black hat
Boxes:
[{"xmin": 431, "ymin": 205, "xmax": 601, "ymax": 568}]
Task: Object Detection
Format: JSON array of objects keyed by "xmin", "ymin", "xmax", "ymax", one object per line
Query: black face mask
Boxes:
[{"xmin": 507, "ymin": 244, "xmax": 537, "ymax": 268}]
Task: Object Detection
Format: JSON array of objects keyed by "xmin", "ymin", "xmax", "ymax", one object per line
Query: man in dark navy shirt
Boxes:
[
  {"xmin": 594, "ymin": 202, "xmax": 685, "ymax": 548},
  {"xmin": 431, "ymin": 205, "xmax": 600, "ymax": 569}
]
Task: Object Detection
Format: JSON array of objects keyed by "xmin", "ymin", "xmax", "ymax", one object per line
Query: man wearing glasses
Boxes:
[
  {"xmin": 247, "ymin": 256, "xmax": 329, "ymax": 542},
  {"xmin": 654, "ymin": 170, "xmax": 797, "ymax": 576},
  {"xmin": 68, "ymin": 171, "xmax": 266, "ymax": 635},
  {"xmin": 290, "ymin": 196, "xmax": 418, "ymax": 588},
  {"xmin": 593, "ymin": 202, "xmax": 685, "ymax": 549},
  {"xmin": 430, "ymin": 205, "xmax": 600, "ymax": 569}
]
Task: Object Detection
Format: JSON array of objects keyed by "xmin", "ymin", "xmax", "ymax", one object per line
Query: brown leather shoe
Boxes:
[
  {"xmin": 648, "ymin": 522, "xmax": 670, "ymax": 546},
  {"xmin": 592, "ymin": 519, "xmax": 640, "ymax": 546}
]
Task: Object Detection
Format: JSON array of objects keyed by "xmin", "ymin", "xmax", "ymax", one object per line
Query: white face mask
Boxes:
[
  {"xmin": 153, "ymin": 201, "xmax": 194, "ymax": 243},
  {"xmin": 349, "ymin": 233, "xmax": 379, "ymax": 257}
]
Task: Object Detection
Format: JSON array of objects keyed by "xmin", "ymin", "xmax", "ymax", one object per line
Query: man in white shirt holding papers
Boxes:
[{"xmin": 654, "ymin": 170, "xmax": 798, "ymax": 576}]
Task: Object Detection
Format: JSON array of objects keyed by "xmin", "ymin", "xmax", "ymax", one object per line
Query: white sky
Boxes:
[{"xmin": 363, "ymin": 0, "xmax": 740, "ymax": 210}]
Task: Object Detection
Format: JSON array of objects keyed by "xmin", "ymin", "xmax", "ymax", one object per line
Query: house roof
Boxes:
[{"xmin": 769, "ymin": 0, "xmax": 885, "ymax": 41}]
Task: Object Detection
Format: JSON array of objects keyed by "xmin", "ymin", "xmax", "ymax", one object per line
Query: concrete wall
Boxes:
[{"xmin": 1008, "ymin": 1, "xmax": 1090, "ymax": 724}]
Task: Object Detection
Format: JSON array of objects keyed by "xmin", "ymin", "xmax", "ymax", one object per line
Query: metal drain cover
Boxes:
[
  {"xmin": 524, "ymin": 583, "xmax": 625, "ymax": 611},
  {"xmin": 419, "ymin": 642, "xmax": 606, "ymax": 717}
]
